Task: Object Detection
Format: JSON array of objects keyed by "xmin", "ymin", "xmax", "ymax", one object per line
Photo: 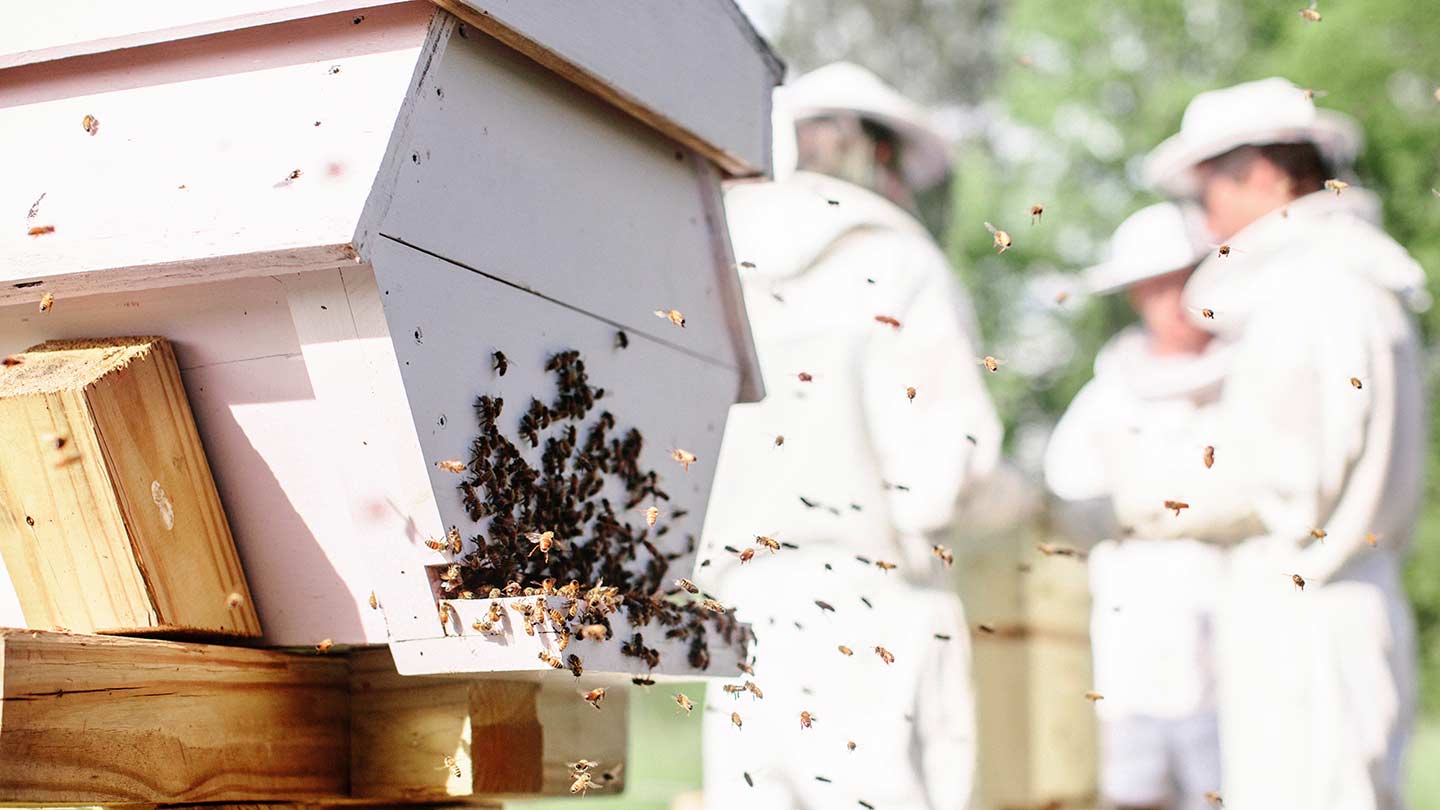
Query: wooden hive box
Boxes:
[
  {"xmin": 0, "ymin": 336, "xmax": 260, "ymax": 637},
  {"xmin": 0, "ymin": 0, "xmax": 781, "ymax": 681}
]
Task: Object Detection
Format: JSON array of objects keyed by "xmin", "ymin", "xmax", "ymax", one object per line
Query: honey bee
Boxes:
[
  {"xmin": 774, "ymin": 434, "xmax": 785, "ymax": 447},
  {"xmin": 1036, "ymin": 542, "xmax": 1086, "ymax": 559},
  {"xmin": 739, "ymin": 260, "xmax": 756, "ymax": 269},
  {"xmin": 641, "ymin": 506, "xmax": 659, "ymax": 527},
  {"xmin": 442, "ymin": 754, "xmax": 462, "ymax": 779},
  {"xmin": 82, "ymin": 114, "xmax": 100, "ymax": 135},
  {"xmin": 1324, "ymin": 178, "xmax": 1349, "ymax": 195},
  {"xmin": 1084, "ymin": 691, "xmax": 1105, "ymax": 702},
  {"xmin": 874, "ymin": 646, "xmax": 895, "ymax": 665},
  {"xmin": 984, "ymin": 221, "xmax": 1012, "ymax": 253},
  {"xmin": 570, "ymin": 771, "xmax": 602, "ymax": 795},
  {"xmin": 1366, "ymin": 532, "xmax": 1381, "ymax": 547},
  {"xmin": 448, "ymin": 527, "xmax": 462, "ymax": 554},
  {"xmin": 524, "ymin": 530, "xmax": 560, "ymax": 561},
  {"xmin": 874, "ymin": 560, "xmax": 897, "ymax": 572},
  {"xmin": 797, "ymin": 371, "xmax": 814, "ymax": 382},
  {"xmin": 1216, "ymin": 244, "xmax": 1233, "ymax": 258},
  {"xmin": 1164, "ymin": 500, "xmax": 1189, "ymax": 517},
  {"xmin": 737, "ymin": 548, "xmax": 755, "ymax": 564},
  {"xmin": 1030, "ymin": 204, "xmax": 1046, "ymax": 224},
  {"xmin": 580, "ymin": 624, "xmax": 608, "ymax": 641},
  {"xmin": 1301, "ymin": 88, "xmax": 1328, "ymax": 101},
  {"xmin": 1204, "ymin": 790, "xmax": 1224, "ymax": 806},
  {"xmin": 538, "ymin": 651, "xmax": 564, "ymax": 669},
  {"xmin": 978, "ymin": 356, "xmax": 1003, "ymax": 373},
  {"xmin": 874, "ymin": 315, "xmax": 902, "ymax": 329},
  {"xmin": 27, "ymin": 225, "xmax": 55, "ymax": 236},
  {"xmin": 567, "ymin": 654, "xmax": 584, "ymax": 677},
  {"xmin": 369, "ymin": 591, "xmax": 379, "ymax": 609},
  {"xmin": 570, "ymin": 759, "xmax": 598, "ymax": 773},
  {"xmin": 1203, "ymin": 445, "xmax": 1215, "ymax": 469},
  {"xmin": 756, "ymin": 535, "xmax": 781, "ymax": 553},
  {"xmin": 731, "ymin": 711, "xmax": 743, "ymax": 730},
  {"xmin": 1299, "ymin": 1, "xmax": 1321, "ymax": 22},
  {"xmin": 723, "ymin": 684, "xmax": 746, "ymax": 697},
  {"xmin": 671, "ymin": 448, "xmax": 698, "ymax": 471},
  {"xmin": 675, "ymin": 578, "xmax": 699, "ymax": 594},
  {"xmin": 436, "ymin": 459, "xmax": 466, "ymax": 473},
  {"xmin": 977, "ymin": 623, "xmax": 996, "ymax": 634},
  {"xmin": 744, "ymin": 681, "xmax": 763, "ymax": 699},
  {"xmin": 847, "ymin": 740, "xmax": 857, "ymax": 752},
  {"xmin": 425, "ymin": 537, "xmax": 448, "ymax": 551},
  {"xmin": 492, "ymin": 350, "xmax": 509, "ymax": 376},
  {"xmin": 471, "ymin": 620, "xmax": 492, "ymax": 633},
  {"xmin": 1350, "ymin": 377, "xmax": 1363, "ymax": 390},
  {"xmin": 1054, "ymin": 290, "xmax": 1070, "ymax": 305},
  {"xmin": 654, "ymin": 309, "xmax": 687, "ymax": 328},
  {"xmin": 931, "ymin": 544, "xmax": 954, "ymax": 567},
  {"xmin": 799, "ymin": 711, "xmax": 817, "ymax": 729},
  {"xmin": 287, "ymin": 169, "xmax": 303, "ymax": 181},
  {"xmin": 835, "ymin": 644, "xmax": 854, "ymax": 656},
  {"xmin": 744, "ymin": 772, "xmax": 754, "ymax": 787},
  {"xmin": 736, "ymin": 662, "xmax": 755, "ymax": 676},
  {"xmin": 701, "ymin": 599, "xmax": 728, "ymax": 613},
  {"xmin": 1310, "ymin": 528, "xmax": 1327, "ymax": 542},
  {"xmin": 39, "ymin": 293, "xmax": 54, "ymax": 313},
  {"xmin": 906, "ymin": 386, "xmax": 917, "ymax": 402},
  {"xmin": 1188, "ymin": 306, "xmax": 1215, "ymax": 320},
  {"xmin": 674, "ymin": 692, "xmax": 695, "ymax": 714},
  {"xmin": 316, "ymin": 638, "xmax": 334, "ymax": 653},
  {"xmin": 633, "ymin": 675, "xmax": 656, "ymax": 687},
  {"xmin": 1291, "ymin": 573, "xmax": 1306, "ymax": 591},
  {"xmin": 859, "ymin": 800, "xmax": 876, "ymax": 809}
]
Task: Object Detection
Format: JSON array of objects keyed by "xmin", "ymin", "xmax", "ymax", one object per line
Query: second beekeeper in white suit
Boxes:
[{"xmin": 698, "ymin": 63, "xmax": 1001, "ymax": 810}]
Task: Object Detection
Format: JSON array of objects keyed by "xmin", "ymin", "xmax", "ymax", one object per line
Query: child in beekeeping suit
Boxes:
[
  {"xmin": 1044, "ymin": 202, "xmax": 1228, "ymax": 810},
  {"xmin": 697, "ymin": 63, "xmax": 1001, "ymax": 810}
]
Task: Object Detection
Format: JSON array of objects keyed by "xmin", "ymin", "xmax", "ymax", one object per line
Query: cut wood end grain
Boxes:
[{"xmin": 0, "ymin": 336, "xmax": 166, "ymax": 396}]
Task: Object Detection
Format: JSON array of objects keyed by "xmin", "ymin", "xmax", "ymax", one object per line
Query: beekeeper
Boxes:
[
  {"xmin": 1104, "ymin": 78, "xmax": 1426, "ymax": 810},
  {"xmin": 697, "ymin": 62, "xmax": 1001, "ymax": 810},
  {"xmin": 1045, "ymin": 202, "xmax": 1228, "ymax": 810}
]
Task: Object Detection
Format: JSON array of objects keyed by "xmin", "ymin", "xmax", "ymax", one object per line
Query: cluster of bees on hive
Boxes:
[{"xmin": 427, "ymin": 348, "xmax": 745, "ymax": 679}]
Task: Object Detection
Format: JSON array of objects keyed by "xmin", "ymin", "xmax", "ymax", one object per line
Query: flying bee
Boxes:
[
  {"xmin": 1214, "ymin": 244, "xmax": 1238, "ymax": 258},
  {"xmin": 616, "ymin": 330, "xmax": 630, "ymax": 349},
  {"xmin": 1310, "ymin": 528, "xmax": 1328, "ymax": 542},
  {"xmin": 906, "ymin": 386, "xmax": 917, "ymax": 402},
  {"xmin": 524, "ymin": 530, "xmax": 560, "ymax": 561},
  {"xmin": 978, "ymin": 356, "xmax": 1004, "ymax": 373},
  {"xmin": 1299, "ymin": 1, "xmax": 1321, "ymax": 22},
  {"xmin": 730, "ymin": 711, "xmax": 743, "ymax": 730},
  {"xmin": 578, "ymin": 624, "xmax": 607, "ymax": 642},
  {"xmin": 286, "ymin": 169, "xmax": 303, "ymax": 181},
  {"xmin": 723, "ymin": 684, "xmax": 746, "ymax": 697},
  {"xmin": 226, "ymin": 592, "xmax": 244, "ymax": 609},
  {"xmin": 935, "ymin": 633, "xmax": 952, "ymax": 640},
  {"xmin": 316, "ymin": 638, "xmax": 334, "ymax": 654},
  {"xmin": 676, "ymin": 578, "xmax": 699, "ymax": 594},
  {"xmin": 774, "ymin": 434, "xmax": 785, "ymax": 447},
  {"xmin": 744, "ymin": 681, "xmax": 763, "ymax": 699},
  {"xmin": 1036, "ymin": 542, "xmax": 1086, "ymax": 559},
  {"xmin": 797, "ymin": 371, "xmax": 814, "ymax": 382},
  {"xmin": 538, "ymin": 650, "xmax": 564, "ymax": 669},
  {"xmin": 756, "ymin": 535, "xmax": 781, "ymax": 553},
  {"xmin": 1291, "ymin": 573, "xmax": 1306, "ymax": 591},
  {"xmin": 82, "ymin": 114, "xmax": 100, "ymax": 135},
  {"xmin": 1029, "ymin": 203, "xmax": 1045, "ymax": 224},
  {"xmin": 442, "ymin": 754, "xmax": 462, "ymax": 779},
  {"xmin": 1204, "ymin": 791, "xmax": 1224, "ymax": 807},
  {"xmin": 739, "ymin": 260, "xmax": 756, "ymax": 269},
  {"xmin": 643, "ymin": 506, "xmax": 659, "ymax": 527},
  {"xmin": 744, "ymin": 772, "xmax": 754, "ymax": 787},
  {"xmin": 671, "ymin": 448, "xmax": 698, "ymax": 471},
  {"xmin": 984, "ymin": 221, "xmax": 1012, "ymax": 253},
  {"xmin": 633, "ymin": 675, "xmax": 656, "ymax": 687},
  {"xmin": 1188, "ymin": 306, "xmax": 1216, "ymax": 320},
  {"xmin": 1324, "ymin": 178, "xmax": 1349, "ymax": 195},
  {"xmin": 737, "ymin": 662, "xmax": 755, "ymax": 676},
  {"xmin": 27, "ymin": 225, "xmax": 55, "ymax": 236},
  {"xmin": 799, "ymin": 711, "xmax": 816, "ymax": 729},
  {"xmin": 39, "ymin": 293, "xmax": 54, "ymax": 313},
  {"xmin": 1164, "ymin": 500, "xmax": 1189, "ymax": 517},
  {"xmin": 977, "ymin": 623, "xmax": 996, "ymax": 634},
  {"xmin": 674, "ymin": 692, "xmax": 695, "ymax": 714},
  {"xmin": 492, "ymin": 350, "xmax": 509, "ymax": 376},
  {"xmin": 1301, "ymin": 88, "xmax": 1328, "ymax": 100},
  {"xmin": 567, "ymin": 654, "xmax": 584, "ymax": 678},
  {"xmin": 654, "ymin": 309, "xmax": 687, "ymax": 328},
  {"xmin": 570, "ymin": 759, "xmax": 598, "ymax": 773},
  {"xmin": 701, "ymin": 599, "xmax": 728, "ymax": 613},
  {"xmin": 1350, "ymin": 377, "xmax": 1363, "ymax": 389},
  {"xmin": 815, "ymin": 599, "xmax": 836, "ymax": 613},
  {"xmin": 369, "ymin": 591, "xmax": 379, "ymax": 610},
  {"xmin": 737, "ymin": 548, "xmax": 755, "ymax": 564},
  {"xmin": 425, "ymin": 537, "xmax": 448, "ymax": 551},
  {"xmin": 1084, "ymin": 691, "xmax": 1104, "ymax": 702},
  {"xmin": 874, "ymin": 646, "xmax": 895, "ymax": 665},
  {"xmin": 1203, "ymin": 445, "xmax": 1215, "ymax": 469},
  {"xmin": 847, "ymin": 741, "xmax": 857, "ymax": 752},
  {"xmin": 570, "ymin": 771, "xmax": 602, "ymax": 796},
  {"xmin": 932, "ymin": 544, "xmax": 954, "ymax": 566},
  {"xmin": 838, "ymin": 645, "xmax": 853, "ymax": 656},
  {"xmin": 1366, "ymin": 532, "xmax": 1381, "ymax": 547},
  {"xmin": 436, "ymin": 458, "xmax": 466, "ymax": 473},
  {"xmin": 874, "ymin": 315, "xmax": 902, "ymax": 330},
  {"xmin": 874, "ymin": 560, "xmax": 897, "ymax": 572}
]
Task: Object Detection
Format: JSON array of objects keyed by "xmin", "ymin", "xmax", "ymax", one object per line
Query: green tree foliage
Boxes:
[{"xmin": 767, "ymin": 0, "xmax": 1440, "ymax": 710}]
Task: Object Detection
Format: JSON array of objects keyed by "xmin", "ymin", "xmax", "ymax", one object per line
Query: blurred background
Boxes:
[{"xmin": 517, "ymin": 0, "xmax": 1440, "ymax": 807}]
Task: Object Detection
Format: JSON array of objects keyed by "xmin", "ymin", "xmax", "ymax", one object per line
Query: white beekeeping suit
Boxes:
[
  {"xmin": 699, "ymin": 65, "xmax": 1000, "ymax": 810},
  {"xmin": 1100, "ymin": 187, "xmax": 1427, "ymax": 810}
]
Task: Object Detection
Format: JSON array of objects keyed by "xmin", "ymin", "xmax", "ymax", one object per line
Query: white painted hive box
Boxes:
[{"xmin": 0, "ymin": 0, "xmax": 781, "ymax": 679}]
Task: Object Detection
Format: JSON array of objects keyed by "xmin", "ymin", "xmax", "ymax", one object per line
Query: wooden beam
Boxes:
[
  {"xmin": 0, "ymin": 630, "xmax": 350, "ymax": 804},
  {"xmin": 349, "ymin": 648, "xmax": 627, "ymax": 800}
]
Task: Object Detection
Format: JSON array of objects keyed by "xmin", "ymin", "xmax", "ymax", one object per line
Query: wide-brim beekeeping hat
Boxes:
[
  {"xmin": 772, "ymin": 62, "xmax": 951, "ymax": 192},
  {"xmin": 1142, "ymin": 77, "xmax": 1362, "ymax": 198},
  {"xmin": 1084, "ymin": 201, "xmax": 1211, "ymax": 295}
]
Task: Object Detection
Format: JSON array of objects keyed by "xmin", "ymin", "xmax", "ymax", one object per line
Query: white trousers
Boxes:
[{"xmin": 702, "ymin": 551, "xmax": 976, "ymax": 810}]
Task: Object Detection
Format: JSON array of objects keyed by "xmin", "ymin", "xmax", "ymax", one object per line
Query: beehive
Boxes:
[
  {"xmin": 0, "ymin": 0, "xmax": 781, "ymax": 679},
  {"xmin": 0, "ymin": 336, "xmax": 260, "ymax": 636}
]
